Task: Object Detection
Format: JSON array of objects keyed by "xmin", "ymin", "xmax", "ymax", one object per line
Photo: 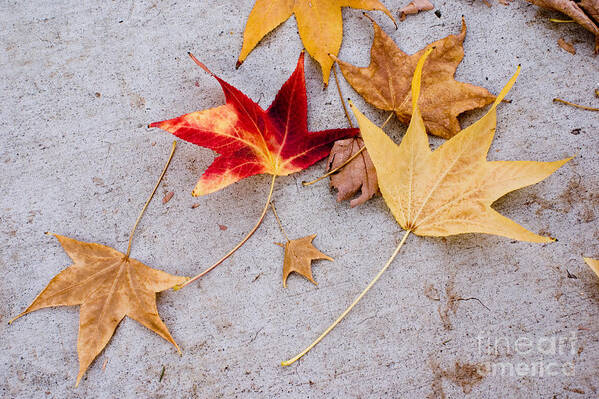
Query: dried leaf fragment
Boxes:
[
  {"xmin": 350, "ymin": 50, "xmax": 572, "ymax": 242},
  {"xmin": 584, "ymin": 257, "xmax": 599, "ymax": 277},
  {"xmin": 399, "ymin": 0, "xmax": 434, "ymax": 21},
  {"xmin": 558, "ymin": 37, "xmax": 576, "ymax": 54},
  {"xmin": 13, "ymin": 235, "xmax": 186, "ymax": 385},
  {"xmin": 162, "ymin": 191, "xmax": 174, "ymax": 204},
  {"xmin": 150, "ymin": 53, "xmax": 358, "ymax": 196},
  {"xmin": 424, "ymin": 283, "xmax": 441, "ymax": 300},
  {"xmin": 335, "ymin": 18, "xmax": 495, "ymax": 139},
  {"xmin": 278, "ymin": 234, "xmax": 333, "ymax": 287},
  {"xmin": 237, "ymin": 0, "xmax": 395, "ymax": 85},
  {"xmin": 327, "ymin": 137, "xmax": 378, "ymax": 207},
  {"xmin": 528, "ymin": 0, "xmax": 599, "ymax": 52}
]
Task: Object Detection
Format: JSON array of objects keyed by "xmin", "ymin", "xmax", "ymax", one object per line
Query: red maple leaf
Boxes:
[{"xmin": 150, "ymin": 52, "xmax": 359, "ymax": 196}]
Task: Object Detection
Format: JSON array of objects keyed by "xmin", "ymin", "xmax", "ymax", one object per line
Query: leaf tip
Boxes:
[
  {"xmin": 8, "ymin": 313, "xmax": 23, "ymax": 325},
  {"xmin": 235, "ymin": 60, "xmax": 242, "ymax": 69}
]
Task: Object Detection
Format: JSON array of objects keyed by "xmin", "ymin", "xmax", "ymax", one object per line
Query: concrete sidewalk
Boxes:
[{"xmin": 1, "ymin": 1, "xmax": 598, "ymax": 397}]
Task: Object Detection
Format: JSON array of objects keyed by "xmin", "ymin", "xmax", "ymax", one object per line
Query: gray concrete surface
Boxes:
[{"xmin": 1, "ymin": 0, "xmax": 598, "ymax": 397}]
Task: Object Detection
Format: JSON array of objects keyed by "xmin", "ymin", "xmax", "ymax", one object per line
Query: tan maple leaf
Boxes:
[
  {"xmin": 237, "ymin": 0, "xmax": 395, "ymax": 85},
  {"xmin": 277, "ymin": 234, "xmax": 333, "ymax": 287},
  {"xmin": 10, "ymin": 143, "xmax": 185, "ymax": 385},
  {"xmin": 326, "ymin": 137, "xmax": 378, "ymax": 207},
  {"xmin": 333, "ymin": 17, "xmax": 496, "ymax": 139},
  {"xmin": 13, "ymin": 236, "xmax": 186, "ymax": 386}
]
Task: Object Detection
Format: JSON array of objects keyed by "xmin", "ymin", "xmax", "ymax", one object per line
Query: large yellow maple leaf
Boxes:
[
  {"xmin": 281, "ymin": 50, "xmax": 572, "ymax": 366},
  {"xmin": 237, "ymin": 0, "xmax": 395, "ymax": 85},
  {"xmin": 350, "ymin": 50, "xmax": 571, "ymax": 242}
]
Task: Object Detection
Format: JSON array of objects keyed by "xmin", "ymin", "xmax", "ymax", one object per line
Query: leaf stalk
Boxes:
[
  {"xmin": 281, "ymin": 229, "xmax": 411, "ymax": 366},
  {"xmin": 126, "ymin": 141, "xmax": 177, "ymax": 258},
  {"xmin": 176, "ymin": 174, "xmax": 277, "ymax": 290},
  {"xmin": 553, "ymin": 98, "xmax": 599, "ymax": 112}
]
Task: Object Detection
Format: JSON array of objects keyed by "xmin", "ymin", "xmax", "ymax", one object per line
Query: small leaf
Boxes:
[
  {"xmin": 399, "ymin": 0, "xmax": 434, "ymax": 21},
  {"xmin": 278, "ymin": 234, "xmax": 333, "ymax": 287},
  {"xmin": 162, "ymin": 191, "xmax": 174, "ymax": 204},
  {"xmin": 557, "ymin": 37, "xmax": 576, "ymax": 54}
]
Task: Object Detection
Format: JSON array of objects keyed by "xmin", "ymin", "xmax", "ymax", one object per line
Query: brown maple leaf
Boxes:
[
  {"xmin": 10, "ymin": 143, "xmax": 185, "ymax": 385},
  {"xmin": 13, "ymin": 235, "xmax": 187, "ymax": 385},
  {"xmin": 399, "ymin": 0, "xmax": 434, "ymax": 21},
  {"xmin": 326, "ymin": 137, "xmax": 378, "ymax": 207},
  {"xmin": 277, "ymin": 234, "xmax": 333, "ymax": 287},
  {"xmin": 527, "ymin": 0, "xmax": 599, "ymax": 53},
  {"xmin": 332, "ymin": 17, "xmax": 495, "ymax": 139}
]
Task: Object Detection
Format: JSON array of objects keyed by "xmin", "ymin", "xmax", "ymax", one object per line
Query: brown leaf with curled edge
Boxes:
[
  {"xmin": 327, "ymin": 137, "xmax": 378, "ymax": 207},
  {"xmin": 11, "ymin": 234, "xmax": 187, "ymax": 386},
  {"xmin": 277, "ymin": 234, "xmax": 333, "ymax": 287},
  {"xmin": 527, "ymin": 0, "xmax": 599, "ymax": 53},
  {"xmin": 333, "ymin": 17, "xmax": 495, "ymax": 139},
  {"xmin": 399, "ymin": 0, "xmax": 434, "ymax": 21},
  {"xmin": 558, "ymin": 38, "xmax": 577, "ymax": 54}
]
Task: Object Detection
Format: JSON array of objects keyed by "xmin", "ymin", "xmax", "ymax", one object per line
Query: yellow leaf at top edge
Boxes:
[{"xmin": 238, "ymin": 0, "xmax": 394, "ymax": 84}]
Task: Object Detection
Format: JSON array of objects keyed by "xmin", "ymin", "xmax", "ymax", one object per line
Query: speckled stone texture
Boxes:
[{"xmin": 1, "ymin": 1, "xmax": 598, "ymax": 397}]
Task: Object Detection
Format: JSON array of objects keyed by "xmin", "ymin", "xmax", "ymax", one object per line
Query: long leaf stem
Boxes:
[
  {"xmin": 332, "ymin": 65, "xmax": 353, "ymax": 128},
  {"xmin": 281, "ymin": 230, "xmax": 411, "ymax": 366},
  {"xmin": 126, "ymin": 141, "xmax": 177, "ymax": 258},
  {"xmin": 176, "ymin": 174, "xmax": 277, "ymax": 290},
  {"xmin": 553, "ymin": 97, "xmax": 599, "ymax": 112}
]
